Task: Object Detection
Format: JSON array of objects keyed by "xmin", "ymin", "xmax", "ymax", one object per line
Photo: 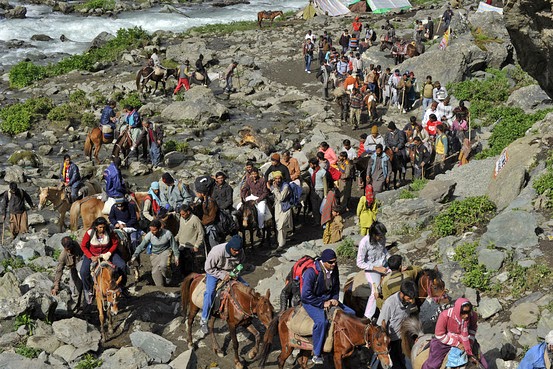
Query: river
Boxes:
[{"xmin": 0, "ymin": 0, "xmax": 308, "ymax": 67}]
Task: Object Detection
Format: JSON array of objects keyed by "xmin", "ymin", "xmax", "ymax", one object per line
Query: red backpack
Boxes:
[
  {"xmin": 292, "ymin": 256, "xmax": 319, "ymax": 292},
  {"xmin": 328, "ymin": 166, "xmax": 342, "ymax": 181}
]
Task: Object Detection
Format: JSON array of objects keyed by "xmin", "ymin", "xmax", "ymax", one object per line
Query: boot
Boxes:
[{"xmin": 279, "ymin": 289, "xmax": 289, "ymax": 312}]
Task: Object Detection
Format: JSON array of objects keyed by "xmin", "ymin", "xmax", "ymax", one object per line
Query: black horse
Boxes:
[{"xmin": 136, "ymin": 67, "xmax": 178, "ymax": 95}]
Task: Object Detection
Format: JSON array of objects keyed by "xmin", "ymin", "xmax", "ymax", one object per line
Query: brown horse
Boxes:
[
  {"xmin": 181, "ymin": 273, "xmax": 275, "ymax": 369},
  {"xmin": 84, "ymin": 127, "xmax": 113, "ymax": 165},
  {"xmin": 111, "ymin": 128, "xmax": 134, "ymax": 167},
  {"xmin": 343, "ymin": 267, "xmax": 449, "ymax": 318},
  {"xmin": 39, "ymin": 182, "xmax": 102, "ymax": 232},
  {"xmin": 238, "ymin": 200, "xmax": 272, "ymax": 248},
  {"xmin": 136, "ymin": 67, "xmax": 178, "ymax": 95},
  {"xmin": 94, "ymin": 261, "xmax": 123, "ymax": 341},
  {"xmin": 257, "ymin": 10, "xmax": 283, "ymax": 28},
  {"xmin": 257, "ymin": 308, "xmax": 392, "ymax": 369},
  {"xmin": 401, "ymin": 317, "xmax": 486, "ymax": 369}
]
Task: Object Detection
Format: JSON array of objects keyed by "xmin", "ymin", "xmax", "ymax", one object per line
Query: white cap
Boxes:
[{"xmin": 545, "ymin": 330, "xmax": 553, "ymax": 345}]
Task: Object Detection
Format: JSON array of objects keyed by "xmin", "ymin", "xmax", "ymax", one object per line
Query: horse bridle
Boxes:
[
  {"xmin": 363, "ymin": 324, "xmax": 390, "ymax": 356},
  {"xmin": 103, "ymin": 287, "xmax": 121, "ymax": 312}
]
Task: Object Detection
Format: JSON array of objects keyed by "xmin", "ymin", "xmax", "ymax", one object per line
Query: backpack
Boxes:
[
  {"xmin": 194, "ymin": 176, "xmax": 215, "ymax": 195},
  {"xmin": 292, "ymin": 256, "xmax": 319, "ymax": 293},
  {"xmin": 447, "ymin": 130, "xmax": 462, "ymax": 154},
  {"xmin": 365, "ymin": 184, "xmax": 374, "ymax": 206},
  {"xmin": 370, "ymin": 29, "xmax": 377, "ymax": 42},
  {"xmin": 288, "ymin": 181, "xmax": 303, "ymax": 207},
  {"xmin": 127, "ymin": 110, "xmax": 141, "ymax": 128},
  {"xmin": 216, "ymin": 209, "xmax": 239, "ymax": 236},
  {"xmin": 328, "ymin": 166, "xmax": 342, "ymax": 181}
]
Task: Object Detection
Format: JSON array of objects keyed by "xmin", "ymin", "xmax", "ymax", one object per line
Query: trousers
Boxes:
[{"xmin": 201, "ymin": 273, "xmax": 248, "ymax": 321}]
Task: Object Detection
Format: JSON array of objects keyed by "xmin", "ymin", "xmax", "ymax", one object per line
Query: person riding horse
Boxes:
[
  {"xmin": 99, "ymin": 100, "xmax": 117, "ymax": 142},
  {"xmin": 59, "ymin": 154, "xmax": 82, "ymax": 203}
]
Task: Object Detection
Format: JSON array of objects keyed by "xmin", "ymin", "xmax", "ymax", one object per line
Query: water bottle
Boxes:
[
  {"xmin": 146, "ymin": 242, "xmax": 152, "ymax": 254},
  {"xmin": 229, "ymin": 264, "xmax": 243, "ymax": 278}
]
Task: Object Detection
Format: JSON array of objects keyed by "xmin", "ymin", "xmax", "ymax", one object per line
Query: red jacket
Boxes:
[
  {"xmin": 81, "ymin": 228, "xmax": 119, "ymax": 258},
  {"xmin": 435, "ymin": 298, "xmax": 477, "ymax": 356}
]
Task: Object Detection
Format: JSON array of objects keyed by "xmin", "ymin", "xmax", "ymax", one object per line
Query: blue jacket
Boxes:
[
  {"xmin": 109, "ymin": 202, "xmax": 138, "ymax": 229},
  {"xmin": 518, "ymin": 342, "xmax": 549, "ymax": 369},
  {"xmin": 100, "ymin": 105, "xmax": 116, "ymax": 129},
  {"xmin": 59, "ymin": 162, "xmax": 81, "ymax": 187},
  {"xmin": 104, "ymin": 163, "xmax": 126, "ymax": 198},
  {"xmin": 301, "ymin": 259, "xmax": 340, "ymax": 309}
]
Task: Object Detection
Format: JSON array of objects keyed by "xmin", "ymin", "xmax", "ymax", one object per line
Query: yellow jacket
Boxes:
[{"xmin": 356, "ymin": 196, "xmax": 378, "ymax": 228}]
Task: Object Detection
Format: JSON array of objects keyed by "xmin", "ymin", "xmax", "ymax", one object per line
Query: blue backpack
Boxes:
[{"xmin": 288, "ymin": 182, "xmax": 303, "ymax": 207}]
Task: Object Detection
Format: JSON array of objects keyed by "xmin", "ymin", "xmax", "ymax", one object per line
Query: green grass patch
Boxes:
[
  {"xmin": 182, "ymin": 21, "xmax": 258, "ymax": 36},
  {"xmin": 399, "ymin": 189, "xmax": 417, "ymax": 199},
  {"xmin": 533, "ymin": 154, "xmax": 553, "ymax": 207},
  {"xmin": 9, "ymin": 27, "xmax": 150, "ymax": 88},
  {"xmin": 15, "ymin": 344, "xmax": 41, "ymax": 359},
  {"xmin": 76, "ymin": 353, "xmax": 103, "ymax": 369},
  {"xmin": 432, "ymin": 196, "xmax": 496, "ymax": 237},
  {"xmin": 336, "ymin": 237, "xmax": 356, "ymax": 259},
  {"xmin": 2, "ymin": 257, "xmax": 26, "ymax": 270},
  {"xmin": 118, "ymin": 92, "xmax": 143, "ymax": 110},
  {"xmin": 0, "ymin": 97, "xmax": 53, "ymax": 135},
  {"xmin": 76, "ymin": 0, "xmax": 115, "ymax": 11},
  {"xmin": 453, "ymin": 242, "xmax": 491, "ymax": 290},
  {"xmin": 164, "ymin": 140, "xmax": 189, "ymax": 153},
  {"xmin": 471, "ymin": 27, "xmax": 504, "ymax": 51},
  {"xmin": 410, "ymin": 178, "xmax": 428, "ymax": 192},
  {"xmin": 14, "ymin": 313, "xmax": 35, "ymax": 335}
]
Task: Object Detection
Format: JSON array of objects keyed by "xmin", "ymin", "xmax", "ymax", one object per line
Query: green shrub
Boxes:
[
  {"xmin": 9, "ymin": 27, "xmax": 150, "ymax": 88},
  {"xmin": 164, "ymin": 140, "xmax": 188, "ymax": 153},
  {"xmin": 47, "ymin": 103, "xmax": 74, "ymax": 123},
  {"xmin": 410, "ymin": 178, "xmax": 428, "ymax": 192},
  {"xmin": 336, "ymin": 237, "xmax": 356, "ymax": 259},
  {"xmin": 14, "ymin": 313, "xmax": 35, "ymax": 335},
  {"xmin": 80, "ymin": 112, "xmax": 97, "ymax": 128},
  {"xmin": 15, "ymin": 344, "xmax": 41, "ymax": 359},
  {"xmin": 507, "ymin": 262, "xmax": 553, "ymax": 298},
  {"xmin": 182, "ymin": 21, "xmax": 258, "ymax": 36},
  {"xmin": 76, "ymin": 353, "xmax": 103, "ymax": 369},
  {"xmin": 432, "ymin": 196, "xmax": 496, "ymax": 237},
  {"xmin": 69, "ymin": 89, "xmax": 91, "ymax": 108},
  {"xmin": 76, "ymin": 0, "xmax": 115, "ymax": 11},
  {"xmin": 453, "ymin": 242, "xmax": 491, "ymax": 290},
  {"xmin": 0, "ymin": 97, "xmax": 53, "ymax": 135},
  {"xmin": 2, "ymin": 257, "xmax": 26, "ymax": 270},
  {"xmin": 118, "ymin": 92, "xmax": 143, "ymax": 109},
  {"xmin": 8, "ymin": 62, "xmax": 48, "ymax": 88},
  {"xmin": 52, "ymin": 249, "xmax": 61, "ymax": 260},
  {"xmin": 399, "ymin": 189, "xmax": 416, "ymax": 199},
  {"xmin": 476, "ymin": 108, "xmax": 553, "ymax": 159}
]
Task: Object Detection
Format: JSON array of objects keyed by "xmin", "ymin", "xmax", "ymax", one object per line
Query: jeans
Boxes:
[
  {"xmin": 150, "ymin": 141, "xmax": 161, "ymax": 166},
  {"xmin": 70, "ymin": 182, "xmax": 80, "ymax": 201},
  {"xmin": 201, "ymin": 273, "xmax": 249, "ymax": 321},
  {"xmin": 80, "ymin": 253, "xmax": 127, "ymax": 296},
  {"xmin": 421, "ymin": 97, "xmax": 433, "ymax": 118},
  {"xmin": 224, "ymin": 76, "xmax": 233, "ymax": 92},
  {"xmin": 304, "ymin": 54, "xmax": 312, "ymax": 71},
  {"xmin": 303, "ymin": 302, "xmax": 355, "ymax": 356}
]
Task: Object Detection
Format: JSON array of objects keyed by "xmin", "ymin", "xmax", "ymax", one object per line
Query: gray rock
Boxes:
[
  {"xmin": 435, "ymin": 236, "xmax": 461, "ymax": 261},
  {"xmin": 0, "ymin": 332, "xmax": 21, "ymax": 346},
  {"xmin": 510, "ymin": 302, "xmax": 540, "ymax": 326},
  {"xmin": 90, "ymin": 31, "xmax": 115, "ymax": 50},
  {"xmin": 163, "ymin": 151, "xmax": 188, "ymax": 168},
  {"xmin": 379, "ymin": 198, "xmax": 440, "ymax": 236},
  {"xmin": 46, "ymin": 232, "xmax": 72, "ymax": 251},
  {"xmin": 537, "ymin": 309, "xmax": 553, "ymax": 339},
  {"xmin": 0, "ymin": 271, "xmax": 22, "ymax": 300},
  {"xmin": 4, "ymin": 165, "xmax": 26, "ymax": 183},
  {"xmin": 26, "ymin": 335, "xmax": 62, "ymax": 353},
  {"xmin": 52, "ymin": 344, "xmax": 77, "ymax": 363},
  {"xmin": 100, "ymin": 346, "xmax": 149, "ymax": 369},
  {"xmin": 22, "ymin": 273, "xmax": 53, "ymax": 294},
  {"xmin": 28, "ymin": 213, "xmax": 46, "ymax": 226},
  {"xmin": 37, "ymin": 145, "xmax": 53, "ymax": 156},
  {"xmin": 130, "ymin": 331, "xmax": 176, "ymax": 363},
  {"xmin": 480, "ymin": 210, "xmax": 539, "ymax": 251},
  {"xmin": 477, "ymin": 248, "xmax": 505, "ymax": 271},
  {"xmin": 161, "ymin": 87, "xmax": 229, "ymax": 123},
  {"xmin": 419, "ymin": 180, "xmax": 456, "ymax": 203},
  {"xmin": 519, "ymin": 329, "xmax": 539, "ymax": 348},
  {"xmin": 507, "ymin": 84, "xmax": 551, "ymax": 113},
  {"xmin": 9, "ymin": 150, "xmax": 41, "ymax": 167},
  {"xmin": 30, "ymin": 34, "xmax": 53, "ymax": 42},
  {"xmin": 15, "ymin": 238, "xmax": 46, "ymax": 261},
  {"xmin": 478, "ymin": 297, "xmax": 502, "ymax": 319},
  {"xmin": 128, "ymin": 161, "xmax": 151, "ymax": 176},
  {"xmin": 434, "ymin": 157, "xmax": 497, "ymax": 199},
  {"xmin": 437, "ymin": 262, "xmax": 466, "ymax": 298},
  {"xmin": 169, "ymin": 349, "xmax": 197, "ymax": 369},
  {"xmin": 6, "ymin": 5, "xmax": 26, "ymax": 18},
  {"xmin": 52, "ymin": 317, "xmax": 101, "ymax": 353},
  {"xmin": 487, "ymin": 134, "xmax": 542, "ymax": 211},
  {"xmin": 0, "ymin": 352, "xmax": 52, "ymax": 369},
  {"xmin": 29, "ymin": 256, "xmax": 57, "ymax": 270}
]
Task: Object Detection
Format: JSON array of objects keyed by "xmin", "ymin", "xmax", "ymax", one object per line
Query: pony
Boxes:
[
  {"xmin": 180, "ymin": 273, "xmax": 275, "ymax": 369},
  {"xmin": 111, "ymin": 128, "xmax": 134, "ymax": 168},
  {"xmin": 188, "ymin": 71, "xmax": 211, "ymax": 86},
  {"xmin": 70, "ymin": 196, "xmax": 105, "ymax": 231},
  {"xmin": 257, "ymin": 11, "xmax": 284, "ymax": 28},
  {"xmin": 257, "ymin": 308, "xmax": 393, "ymax": 369},
  {"xmin": 38, "ymin": 181, "xmax": 102, "ymax": 232},
  {"xmin": 343, "ymin": 267, "xmax": 449, "ymax": 318},
  {"xmin": 401, "ymin": 317, "xmax": 486, "ymax": 369},
  {"xmin": 136, "ymin": 67, "xmax": 178, "ymax": 95},
  {"xmin": 94, "ymin": 261, "xmax": 123, "ymax": 341},
  {"xmin": 238, "ymin": 200, "xmax": 272, "ymax": 248},
  {"xmin": 84, "ymin": 127, "xmax": 112, "ymax": 164}
]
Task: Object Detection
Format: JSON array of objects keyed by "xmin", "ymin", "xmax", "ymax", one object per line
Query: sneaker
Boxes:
[
  {"xmin": 307, "ymin": 70, "xmax": 311, "ymax": 74},
  {"xmin": 200, "ymin": 320, "xmax": 209, "ymax": 335},
  {"xmin": 312, "ymin": 356, "xmax": 324, "ymax": 365}
]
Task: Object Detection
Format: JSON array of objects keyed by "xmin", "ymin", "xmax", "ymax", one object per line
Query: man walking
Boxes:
[{"xmin": 224, "ymin": 60, "xmax": 239, "ymax": 93}]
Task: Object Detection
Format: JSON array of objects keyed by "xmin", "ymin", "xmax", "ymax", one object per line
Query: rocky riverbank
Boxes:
[{"xmin": 1, "ymin": 0, "xmax": 553, "ymax": 368}]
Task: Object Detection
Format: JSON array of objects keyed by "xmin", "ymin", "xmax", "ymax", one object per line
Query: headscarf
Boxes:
[
  {"xmin": 450, "ymin": 298, "xmax": 476, "ymax": 355},
  {"xmin": 148, "ymin": 182, "xmax": 162, "ymax": 205}
]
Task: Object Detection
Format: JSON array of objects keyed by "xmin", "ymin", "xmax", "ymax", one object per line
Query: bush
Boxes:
[
  {"xmin": 164, "ymin": 140, "xmax": 188, "ymax": 153},
  {"xmin": 76, "ymin": 353, "xmax": 103, "ymax": 369},
  {"xmin": 2, "ymin": 257, "xmax": 25, "ymax": 270},
  {"xmin": 432, "ymin": 196, "xmax": 496, "ymax": 237},
  {"xmin": 410, "ymin": 178, "xmax": 428, "ymax": 192},
  {"xmin": 14, "ymin": 313, "xmax": 35, "ymax": 335},
  {"xmin": 0, "ymin": 97, "xmax": 53, "ymax": 135},
  {"xmin": 399, "ymin": 189, "xmax": 416, "ymax": 199},
  {"xmin": 118, "ymin": 92, "xmax": 143, "ymax": 110},
  {"xmin": 80, "ymin": 112, "xmax": 97, "ymax": 128},
  {"xmin": 15, "ymin": 344, "xmax": 41, "ymax": 359},
  {"xmin": 476, "ymin": 108, "xmax": 553, "ymax": 158},
  {"xmin": 47, "ymin": 103, "xmax": 74, "ymax": 123},
  {"xmin": 76, "ymin": 0, "xmax": 115, "ymax": 11},
  {"xmin": 69, "ymin": 89, "xmax": 91, "ymax": 108},
  {"xmin": 336, "ymin": 237, "xmax": 356, "ymax": 259},
  {"xmin": 453, "ymin": 242, "xmax": 491, "ymax": 290},
  {"xmin": 9, "ymin": 27, "xmax": 150, "ymax": 88},
  {"xmin": 506, "ymin": 262, "xmax": 553, "ymax": 298}
]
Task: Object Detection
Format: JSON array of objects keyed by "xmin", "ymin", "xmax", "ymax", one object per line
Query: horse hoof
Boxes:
[
  {"xmin": 247, "ymin": 349, "xmax": 257, "ymax": 360},
  {"xmin": 216, "ymin": 351, "xmax": 225, "ymax": 358},
  {"xmin": 234, "ymin": 361, "xmax": 244, "ymax": 369},
  {"xmin": 188, "ymin": 342, "xmax": 195, "ymax": 350}
]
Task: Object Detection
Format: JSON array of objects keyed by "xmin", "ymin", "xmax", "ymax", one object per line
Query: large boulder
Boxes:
[
  {"xmin": 507, "ymin": 84, "xmax": 552, "ymax": 113},
  {"xmin": 89, "ymin": 31, "xmax": 115, "ymax": 50},
  {"xmin": 130, "ymin": 331, "xmax": 176, "ymax": 364},
  {"xmin": 504, "ymin": 0, "xmax": 553, "ymax": 99},
  {"xmin": 52, "ymin": 318, "xmax": 101, "ymax": 354},
  {"xmin": 480, "ymin": 209, "xmax": 538, "ymax": 251},
  {"xmin": 161, "ymin": 87, "xmax": 229, "ymax": 124},
  {"xmin": 418, "ymin": 180, "xmax": 456, "ymax": 203},
  {"xmin": 5, "ymin": 5, "xmax": 26, "ymax": 18},
  {"xmin": 486, "ymin": 134, "xmax": 542, "ymax": 211},
  {"xmin": 100, "ymin": 346, "xmax": 149, "ymax": 369},
  {"xmin": 467, "ymin": 11, "xmax": 514, "ymax": 69},
  {"xmin": 379, "ymin": 198, "xmax": 440, "ymax": 236}
]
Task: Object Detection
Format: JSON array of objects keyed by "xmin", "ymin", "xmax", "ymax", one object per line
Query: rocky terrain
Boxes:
[{"xmin": 1, "ymin": 0, "xmax": 553, "ymax": 368}]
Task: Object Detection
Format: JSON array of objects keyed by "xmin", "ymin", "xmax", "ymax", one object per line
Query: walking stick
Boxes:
[
  {"xmin": 468, "ymin": 114, "xmax": 471, "ymax": 142},
  {"xmin": 401, "ymin": 87, "xmax": 406, "ymax": 112},
  {"xmin": 435, "ymin": 18, "xmax": 442, "ymax": 39}
]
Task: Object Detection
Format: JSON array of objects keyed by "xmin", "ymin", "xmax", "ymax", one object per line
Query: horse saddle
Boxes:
[
  {"xmin": 286, "ymin": 305, "xmax": 339, "ymax": 353},
  {"xmin": 191, "ymin": 275, "xmax": 228, "ymax": 317},
  {"xmin": 154, "ymin": 66, "xmax": 164, "ymax": 76},
  {"xmin": 351, "ymin": 270, "xmax": 373, "ymax": 299},
  {"xmin": 194, "ymin": 71, "xmax": 205, "ymax": 81}
]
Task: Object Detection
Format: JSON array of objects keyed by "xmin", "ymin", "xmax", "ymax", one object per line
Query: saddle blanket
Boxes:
[
  {"xmin": 191, "ymin": 275, "xmax": 226, "ymax": 309},
  {"xmin": 102, "ymin": 197, "xmax": 116, "ymax": 215},
  {"xmin": 287, "ymin": 305, "xmax": 339, "ymax": 353},
  {"xmin": 352, "ymin": 270, "xmax": 372, "ymax": 299}
]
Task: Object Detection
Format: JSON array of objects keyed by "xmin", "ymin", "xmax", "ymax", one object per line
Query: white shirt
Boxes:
[
  {"xmin": 342, "ymin": 147, "xmax": 358, "ymax": 160},
  {"xmin": 422, "ymin": 107, "xmax": 438, "ymax": 128},
  {"xmin": 151, "ymin": 53, "xmax": 160, "ymax": 67},
  {"xmin": 364, "ymin": 134, "xmax": 386, "ymax": 154},
  {"xmin": 305, "ymin": 33, "xmax": 315, "ymax": 42}
]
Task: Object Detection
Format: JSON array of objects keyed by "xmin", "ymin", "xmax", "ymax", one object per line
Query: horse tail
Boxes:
[
  {"xmin": 400, "ymin": 316, "xmax": 423, "ymax": 359},
  {"xmin": 84, "ymin": 132, "xmax": 93, "ymax": 158},
  {"xmin": 256, "ymin": 312, "xmax": 281, "ymax": 367},
  {"xmin": 136, "ymin": 69, "xmax": 142, "ymax": 90},
  {"xmin": 181, "ymin": 273, "xmax": 197, "ymax": 320},
  {"xmin": 69, "ymin": 199, "xmax": 82, "ymax": 231}
]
